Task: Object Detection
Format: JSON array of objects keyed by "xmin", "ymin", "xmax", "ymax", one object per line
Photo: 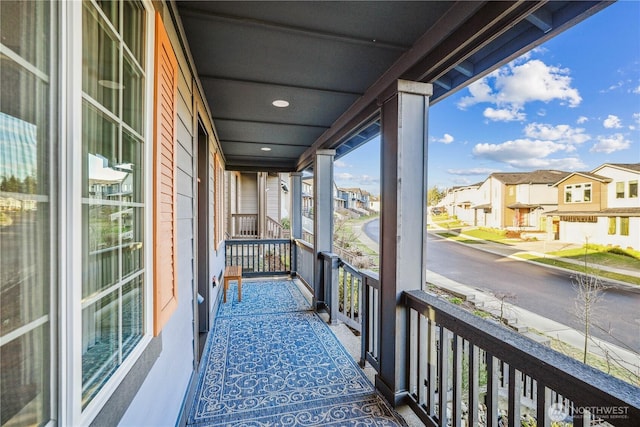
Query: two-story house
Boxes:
[
  {"xmin": 473, "ymin": 170, "xmax": 569, "ymax": 230},
  {"xmin": 549, "ymin": 163, "xmax": 640, "ymax": 249}
]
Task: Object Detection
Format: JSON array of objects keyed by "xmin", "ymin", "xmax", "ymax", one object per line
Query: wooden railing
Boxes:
[
  {"xmin": 266, "ymin": 216, "xmax": 285, "ymax": 238},
  {"xmin": 403, "ymin": 289, "xmax": 640, "ymax": 427},
  {"xmin": 230, "ymin": 213, "xmax": 258, "ymax": 238},
  {"xmin": 225, "ymin": 238, "xmax": 291, "ymax": 277}
]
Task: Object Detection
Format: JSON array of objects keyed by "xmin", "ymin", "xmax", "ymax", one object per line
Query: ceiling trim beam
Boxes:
[
  {"xmin": 200, "ymin": 75, "xmax": 364, "ymax": 97},
  {"xmin": 179, "ymin": 5, "xmax": 409, "ymax": 52},
  {"xmin": 526, "ymin": 9, "xmax": 553, "ymax": 33}
]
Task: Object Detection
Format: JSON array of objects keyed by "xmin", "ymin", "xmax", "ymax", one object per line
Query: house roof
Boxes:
[
  {"xmin": 174, "ymin": 2, "xmax": 610, "ymax": 172},
  {"xmin": 592, "ymin": 163, "xmax": 640, "ymax": 174},
  {"xmin": 551, "ymin": 171, "xmax": 612, "ymax": 187},
  {"xmin": 489, "ymin": 170, "xmax": 571, "ymax": 185},
  {"xmin": 507, "ymin": 203, "xmax": 540, "ymax": 209}
]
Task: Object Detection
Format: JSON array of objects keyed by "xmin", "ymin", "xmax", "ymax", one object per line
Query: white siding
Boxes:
[{"xmin": 240, "ymin": 173, "xmax": 258, "ymax": 214}]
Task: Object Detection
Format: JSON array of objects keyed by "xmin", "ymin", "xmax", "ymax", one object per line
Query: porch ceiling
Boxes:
[{"xmin": 175, "ymin": 1, "xmax": 610, "ymax": 172}]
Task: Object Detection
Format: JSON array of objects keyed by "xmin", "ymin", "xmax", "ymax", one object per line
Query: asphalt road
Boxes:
[{"xmin": 363, "ymin": 218, "xmax": 640, "ymax": 352}]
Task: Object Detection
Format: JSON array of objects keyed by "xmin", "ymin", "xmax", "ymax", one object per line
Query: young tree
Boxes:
[{"xmin": 427, "ymin": 185, "xmax": 445, "ymax": 207}]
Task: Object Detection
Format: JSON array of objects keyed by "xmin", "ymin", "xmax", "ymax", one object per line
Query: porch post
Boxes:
[
  {"xmin": 376, "ymin": 80, "xmax": 432, "ymax": 405},
  {"xmin": 290, "ymin": 172, "xmax": 303, "ymax": 274},
  {"xmin": 257, "ymin": 172, "xmax": 267, "ymax": 238},
  {"xmin": 313, "ymin": 149, "xmax": 335, "ymax": 310},
  {"xmin": 290, "ymin": 172, "xmax": 303, "ymax": 240}
]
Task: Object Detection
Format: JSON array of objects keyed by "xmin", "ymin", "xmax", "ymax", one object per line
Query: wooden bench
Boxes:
[{"xmin": 223, "ymin": 265, "xmax": 242, "ymax": 303}]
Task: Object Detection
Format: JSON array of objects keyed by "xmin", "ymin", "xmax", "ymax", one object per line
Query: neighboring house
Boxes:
[
  {"xmin": 472, "ymin": 170, "xmax": 569, "ymax": 230},
  {"xmin": 369, "ymin": 195, "xmax": 380, "ymax": 212},
  {"xmin": 302, "ymin": 176, "xmax": 314, "ymax": 218},
  {"xmin": 225, "ymin": 171, "xmax": 290, "ymax": 238},
  {"xmin": 442, "ymin": 183, "xmax": 482, "ymax": 225},
  {"xmin": 548, "ymin": 163, "xmax": 640, "ymax": 249}
]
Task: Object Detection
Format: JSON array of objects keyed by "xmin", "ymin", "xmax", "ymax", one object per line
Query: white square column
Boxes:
[
  {"xmin": 377, "ymin": 80, "xmax": 432, "ymax": 405},
  {"xmin": 313, "ymin": 149, "xmax": 335, "ymax": 309}
]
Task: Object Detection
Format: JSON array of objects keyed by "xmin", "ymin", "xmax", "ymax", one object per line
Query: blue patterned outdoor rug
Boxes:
[
  {"xmin": 188, "ymin": 280, "xmax": 406, "ymax": 426},
  {"xmin": 219, "ymin": 280, "xmax": 311, "ymax": 316}
]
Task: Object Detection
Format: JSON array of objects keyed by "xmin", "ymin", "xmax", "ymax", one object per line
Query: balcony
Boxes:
[{"xmin": 187, "ymin": 238, "xmax": 640, "ymax": 426}]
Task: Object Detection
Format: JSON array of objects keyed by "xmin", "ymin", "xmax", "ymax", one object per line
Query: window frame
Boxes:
[
  {"xmin": 564, "ymin": 182, "xmax": 591, "ymax": 203},
  {"xmin": 607, "ymin": 217, "xmax": 616, "ymax": 235},
  {"xmin": 629, "ymin": 180, "xmax": 638, "ymax": 198},
  {"xmin": 616, "ymin": 181, "xmax": 625, "ymax": 199},
  {"xmin": 620, "ymin": 217, "xmax": 630, "ymax": 236},
  {"xmin": 65, "ymin": 1, "xmax": 156, "ymax": 424}
]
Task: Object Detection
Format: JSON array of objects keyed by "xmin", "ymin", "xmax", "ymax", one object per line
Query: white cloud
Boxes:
[
  {"xmin": 436, "ymin": 133, "xmax": 454, "ymax": 144},
  {"xmin": 458, "ymin": 59, "xmax": 581, "ymax": 114},
  {"xmin": 472, "ymin": 138, "xmax": 586, "ymax": 169},
  {"xmin": 334, "ymin": 160, "xmax": 350, "ymax": 168},
  {"xmin": 524, "ymin": 123, "xmax": 590, "ymax": 145},
  {"xmin": 483, "ymin": 107, "xmax": 525, "ymax": 122},
  {"xmin": 577, "ymin": 116, "xmax": 588, "ymax": 124},
  {"xmin": 447, "ymin": 168, "xmax": 500, "ymax": 176},
  {"xmin": 603, "ymin": 114, "xmax": 622, "ymax": 129},
  {"xmin": 590, "ymin": 134, "xmax": 631, "ymax": 154},
  {"xmin": 633, "ymin": 85, "xmax": 640, "ymax": 95},
  {"xmin": 335, "ymin": 172, "xmax": 354, "ymax": 180}
]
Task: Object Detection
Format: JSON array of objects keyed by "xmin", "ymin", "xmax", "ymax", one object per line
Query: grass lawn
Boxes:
[
  {"xmin": 516, "ymin": 254, "xmax": 640, "ymax": 286},
  {"xmin": 546, "ymin": 245, "xmax": 640, "ymax": 271},
  {"xmin": 462, "ymin": 228, "xmax": 514, "ymax": 244}
]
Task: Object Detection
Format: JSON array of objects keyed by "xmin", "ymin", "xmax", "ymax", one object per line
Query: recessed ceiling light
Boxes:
[
  {"xmin": 261, "ymin": 147, "xmax": 272, "ymax": 151},
  {"xmin": 272, "ymin": 99, "xmax": 290, "ymax": 108}
]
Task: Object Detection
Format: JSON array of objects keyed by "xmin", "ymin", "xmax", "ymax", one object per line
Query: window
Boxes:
[
  {"xmin": 630, "ymin": 181, "xmax": 638, "ymax": 198},
  {"xmin": 583, "ymin": 183, "xmax": 591, "ymax": 202},
  {"xmin": 564, "ymin": 183, "xmax": 591, "ymax": 203},
  {"xmin": 616, "ymin": 182, "xmax": 624, "ymax": 198},
  {"xmin": 608, "ymin": 217, "xmax": 616, "ymax": 235},
  {"xmin": 1, "ymin": 1, "xmax": 54, "ymax": 424},
  {"xmin": 620, "ymin": 217, "xmax": 629, "ymax": 236},
  {"xmin": 81, "ymin": 0, "xmax": 146, "ymax": 407}
]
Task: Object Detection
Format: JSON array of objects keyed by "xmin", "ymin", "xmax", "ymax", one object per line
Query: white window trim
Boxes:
[
  {"xmin": 564, "ymin": 182, "xmax": 592, "ymax": 203},
  {"xmin": 61, "ymin": 1, "xmax": 156, "ymax": 425}
]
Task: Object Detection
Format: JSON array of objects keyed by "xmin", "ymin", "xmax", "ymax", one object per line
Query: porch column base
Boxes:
[{"xmin": 375, "ymin": 375, "xmax": 409, "ymax": 407}]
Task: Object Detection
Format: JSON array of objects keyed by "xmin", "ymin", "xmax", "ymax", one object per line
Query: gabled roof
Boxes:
[
  {"xmin": 592, "ymin": 163, "xmax": 640, "ymax": 174},
  {"xmin": 489, "ymin": 170, "xmax": 570, "ymax": 185},
  {"xmin": 551, "ymin": 171, "xmax": 612, "ymax": 187}
]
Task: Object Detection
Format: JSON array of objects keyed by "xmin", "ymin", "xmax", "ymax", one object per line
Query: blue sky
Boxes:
[{"xmin": 334, "ymin": 1, "xmax": 640, "ymax": 195}]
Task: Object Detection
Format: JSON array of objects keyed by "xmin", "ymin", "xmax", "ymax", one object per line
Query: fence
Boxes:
[{"xmin": 225, "ymin": 239, "xmax": 291, "ymax": 277}]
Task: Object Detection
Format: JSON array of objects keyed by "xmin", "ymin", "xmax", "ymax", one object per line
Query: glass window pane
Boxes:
[
  {"xmin": 83, "ymin": 3, "xmax": 120, "ymax": 115},
  {"xmin": 122, "ymin": 276, "xmax": 144, "ymax": 358},
  {"xmin": 0, "ymin": 1, "xmax": 50, "ymax": 73},
  {"xmin": 123, "ymin": 0, "xmax": 145, "ymax": 65},
  {"xmin": 0, "ymin": 324, "xmax": 51, "ymax": 425},
  {"xmin": 97, "ymin": 0, "xmax": 119, "ymax": 31},
  {"xmin": 121, "ymin": 130, "xmax": 144, "ymax": 203},
  {"xmin": 82, "ymin": 291, "xmax": 120, "ymax": 408},
  {"xmin": 122, "ymin": 208, "xmax": 144, "ymax": 278},
  {"xmin": 123, "ymin": 55, "xmax": 144, "ymax": 134},
  {"xmin": 84, "ymin": 203, "xmax": 120, "ymax": 299},
  {"xmin": 83, "ymin": 102, "xmax": 119, "ymax": 199}
]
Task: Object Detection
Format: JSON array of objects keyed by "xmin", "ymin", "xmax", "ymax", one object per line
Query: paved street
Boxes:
[{"xmin": 363, "ymin": 218, "xmax": 640, "ymax": 353}]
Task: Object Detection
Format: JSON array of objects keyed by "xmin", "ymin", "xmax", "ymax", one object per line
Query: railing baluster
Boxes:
[
  {"xmin": 486, "ymin": 353, "xmax": 499, "ymax": 427},
  {"xmin": 452, "ymin": 335, "xmax": 462, "ymax": 427},
  {"xmin": 438, "ymin": 327, "xmax": 451, "ymax": 426},
  {"xmin": 508, "ymin": 365, "xmax": 522, "ymax": 427},
  {"xmin": 468, "ymin": 343, "xmax": 479, "ymax": 427},
  {"xmin": 417, "ymin": 313, "xmax": 427, "ymax": 408},
  {"xmin": 536, "ymin": 381, "xmax": 550, "ymax": 427},
  {"xmin": 427, "ymin": 315, "xmax": 437, "ymax": 418}
]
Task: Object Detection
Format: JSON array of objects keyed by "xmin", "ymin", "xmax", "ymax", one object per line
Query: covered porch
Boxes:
[{"xmin": 176, "ymin": 1, "xmax": 639, "ymax": 425}]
